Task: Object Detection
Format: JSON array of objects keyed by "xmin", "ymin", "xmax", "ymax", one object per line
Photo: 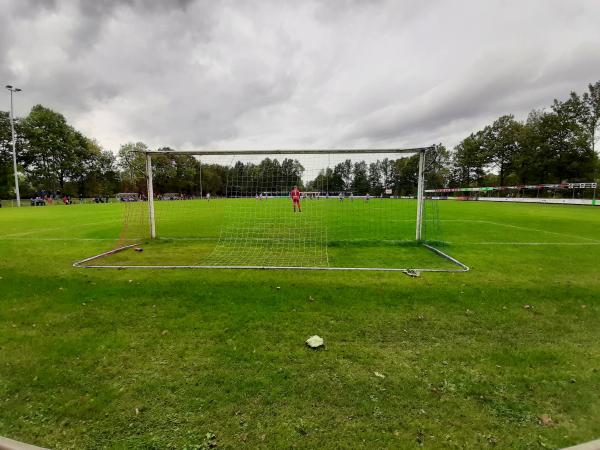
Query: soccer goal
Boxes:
[
  {"xmin": 75, "ymin": 148, "xmax": 468, "ymax": 273},
  {"xmin": 115, "ymin": 192, "xmax": 140, "ymax": 202}
]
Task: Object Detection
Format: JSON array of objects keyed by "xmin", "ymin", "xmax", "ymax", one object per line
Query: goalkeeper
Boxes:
[{"xmin": 291, "ymin": 185, "xmax": 302, "ymax": 212}]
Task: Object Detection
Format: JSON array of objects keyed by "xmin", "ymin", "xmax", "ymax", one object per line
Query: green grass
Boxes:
[
  {"xmin": 89, "ymin": 198, "xmax": 452, "ymax": 269},
  {"xmin": 0, "ymin": 200, "xmax": 599, "ymax": 449}
]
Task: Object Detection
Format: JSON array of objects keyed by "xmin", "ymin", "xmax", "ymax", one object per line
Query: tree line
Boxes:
[
  {"xmin": 451, "ymin": 81, "xmax": 600, "ymax": 187},
  {"xmin": 1, "ymin": 81, "xmax": 598, "ymax": 200}
]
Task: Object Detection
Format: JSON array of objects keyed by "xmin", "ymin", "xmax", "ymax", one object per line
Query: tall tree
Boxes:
[
  {"xmin": 118, "ymin": 142, "xmax": 148, "ymax": 193},
  {"xmin": 280, "ymin": 158, "xmax": 304, "ymax": 190},
  {"xmin": 583, "ymin": 81, "xmax": 600, "ymax": 154},
  {"xmin": 517, "ymin": 108, "xmax": 596, "ymax": 183},
  {"xmin": 19, "ymin": 105, "xmax": 78, "ymax": 192},
  {"xmin": 19, "ymin": 105, "xmax": 103, "ymax": 195},
  {"xmin": 391, "ymin": 155, "xmax": 419, "ymax": 195},
  {"xmin": 0, "ymin": 111, "xmax": 14, "ymax": 198},
  {"xmin": 201, "ymin": 164, "xmax": 227, "ymax": 196},
  {"xmin": 425, "ymin": 144, "xmax": 451, "ymax": 189},
  {"xmin": 334, "ymin": 159, "xmax": 353, "ymax": 191},
  {"xmin": 368, "ymin": 161, "xmax": 383, "ymax": 195},
  {"xmin": 351, "ymin": 161, "xmax": 369, "ymax": 194},
  {"xmin": 306, "ymin": 167, "xmax": 341, "ymax": 193},
  {"xmin": 77, "ymin": 149, "xmax": 120, "ymax": 196},
  {"xmin": 451, "ymin": 132, "xmax": 489, "ymax": 186},
  {"xmin": 480, "ymin": 115, "xmax": 523, "ymax": 186}
]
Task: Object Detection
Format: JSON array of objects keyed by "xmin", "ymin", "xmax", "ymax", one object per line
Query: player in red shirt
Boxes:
[{"xmin": 291, "ymin": 186, "xmax": 301, "ymax": 212}]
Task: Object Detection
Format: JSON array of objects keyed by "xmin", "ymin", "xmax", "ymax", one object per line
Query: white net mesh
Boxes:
[
  {"xmin": 205, "ymin": 156, "xmax": 328, "ymax": 267},
  {"xmin": 107, "ymin": 150, "xmax": 448, "ymax": 269}
]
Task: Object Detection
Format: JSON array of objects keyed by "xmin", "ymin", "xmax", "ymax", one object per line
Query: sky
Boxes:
[{"xmin": 1, "ymin": 0, "xmax": 600, "ymax": 154}]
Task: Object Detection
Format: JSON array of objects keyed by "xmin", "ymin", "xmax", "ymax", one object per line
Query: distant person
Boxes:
[
  {"xmin": 338, "ymin": 192, "xmax": 344, "ymax": 202},
  {"xmin": 291, "ymin": 185, "xmax": 302, "ymax": 212},
  {"xmin": 206, "ymin": 192, "xmax": 211, "ymax": 201},
  {"xmin": 365, "ymin": 193, "xmax": 370, "ymax": 202}
]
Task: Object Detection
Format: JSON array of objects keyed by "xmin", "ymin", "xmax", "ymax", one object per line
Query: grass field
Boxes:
[
  {"xmin": 87, "ymin": 198, "xmax": 452, "ymax": 270},
  {"xmin": 1, "ymin": 200, "xmax": 599, "ymax": 449}
]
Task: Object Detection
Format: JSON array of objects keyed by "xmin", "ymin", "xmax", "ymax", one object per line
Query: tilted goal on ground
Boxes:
[{"xmin": 74, "ymin": 148, "xmax": 468, "ymax": 273}]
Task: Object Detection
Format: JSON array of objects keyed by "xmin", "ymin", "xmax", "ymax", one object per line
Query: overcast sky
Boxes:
[{"xmin": 2, "ymin": 0, "xmax": 600, "ymax": 153}]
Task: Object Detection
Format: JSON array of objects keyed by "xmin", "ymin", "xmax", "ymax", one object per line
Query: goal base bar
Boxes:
[{"xmin": 73, "ymin": 243, "xmax": 469, "ymax": 273}]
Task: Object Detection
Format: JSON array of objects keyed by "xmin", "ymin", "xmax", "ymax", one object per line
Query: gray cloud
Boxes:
[{"xmin": 1, "ymin": 0, "xmax": 599, "ymax": 152}]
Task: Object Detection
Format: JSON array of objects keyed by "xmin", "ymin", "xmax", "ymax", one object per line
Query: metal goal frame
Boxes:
[{"xmin": 74, "ymin": 147, "xmax": 469, "ymax": 274}]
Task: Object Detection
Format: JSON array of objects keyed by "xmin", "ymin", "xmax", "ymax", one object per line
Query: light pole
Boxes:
[{"xmin": 6, "ymin": 85, "xmax": 22, "ymax": 207}]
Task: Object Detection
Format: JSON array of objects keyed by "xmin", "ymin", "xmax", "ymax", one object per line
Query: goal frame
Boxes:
[
  {"xmin": 144, "ymin": 147, "xmax": 430, "ymax": 241},
  {"xmin": 74, "ymin": 147, "xmax": 469, "ymax": 274}
]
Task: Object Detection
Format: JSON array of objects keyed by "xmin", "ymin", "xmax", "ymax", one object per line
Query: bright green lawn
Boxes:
[
  {"xmin": 0, "ymin": 200, "xmax": 599, "ymax": 449},
  {"xmin": 92, "ymin": 198, "xmax": 452, "ymax": 269}
]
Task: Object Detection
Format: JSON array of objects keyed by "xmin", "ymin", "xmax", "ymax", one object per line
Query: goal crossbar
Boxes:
[
  {"xmin": 143, "ymin": 147, "xmax": 430, "ymax": 241},
  {"xmin": 142, "ymin": 147, "xmax": 432, "ymax": 156}
]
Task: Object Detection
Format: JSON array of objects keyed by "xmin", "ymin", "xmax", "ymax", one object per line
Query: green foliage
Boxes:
[
  {"xmin": 452, "ymin": 82, "xmax": 600, "ymax": 187},
  {"xmin": 351, "ymin": 161, "xmax": 369, "ymax": 194},
  {"xmin": 452, "ymin": 132, "xmax": 488, "ymax": 186},
  {"xmin": 19, "ymin": 105, "xmax": 80, "ymax": 192},
  {"xmin": 0, "ymin": 111, "xmax": 14, "ymax": 198},
  {"xmin": 582, "ymin": 81, "xmax": 600, "ymax": 153},
  {"xmin": 481, "ymin": 115, "xmax": 523, "ymax": 185},
  {"xmin": 425, "ymin": 144, "xmax": 451, "ymax": 189},
  {"xmin": 334, "ymin": 159, "xmax": 352, "ymax": 191},
  {"xmin": 118, "ymin": 142, "xmax": 148, "ymax": 193},
  {"xmin": 392, "ymin": 154, "xmax": 420, "ymax": 194}
]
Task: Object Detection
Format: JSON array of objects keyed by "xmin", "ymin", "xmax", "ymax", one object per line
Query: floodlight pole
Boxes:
[
  {"xmin": 415, "ymin": 148, "xmax": 427, "ymax": 241},
  {"xmin": 6, "ymin": 85, "xmax": 22, "ymax": 207},
  {"xmin": 146, "ymin": 153, "xmax": 156, "ymax": 239}
]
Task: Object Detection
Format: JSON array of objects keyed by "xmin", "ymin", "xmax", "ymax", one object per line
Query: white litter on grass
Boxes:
[
  {"xmin": 305, "ymin": 335, "xmax": 324, "ymax": 348},
  {"xmin": 374, "ymin": 372, "xmax": 386, "ymax": 378}
]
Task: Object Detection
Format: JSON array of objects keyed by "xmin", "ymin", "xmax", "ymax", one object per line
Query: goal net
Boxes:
[
  {"xmin": 115, "ymin": 192, "xmax": 140, "ymax": 202},
  {"xmin": 76, "ymin": 149, "xmax": 467, "ymax": 272}
]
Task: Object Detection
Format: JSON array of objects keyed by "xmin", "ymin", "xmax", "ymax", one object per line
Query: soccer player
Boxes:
[{"xmin": 291, "ymin": 185, "xmax": 301, "ymax": 212}]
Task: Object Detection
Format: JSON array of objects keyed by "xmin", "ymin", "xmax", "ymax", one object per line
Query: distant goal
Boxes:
[
  {"xmin": 115, "ymin": 192, "xmax": 140, "ymax": 202},
  {"xmin": 75, "ymin": 148, "xmax": 468, "ymax": 274}
]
